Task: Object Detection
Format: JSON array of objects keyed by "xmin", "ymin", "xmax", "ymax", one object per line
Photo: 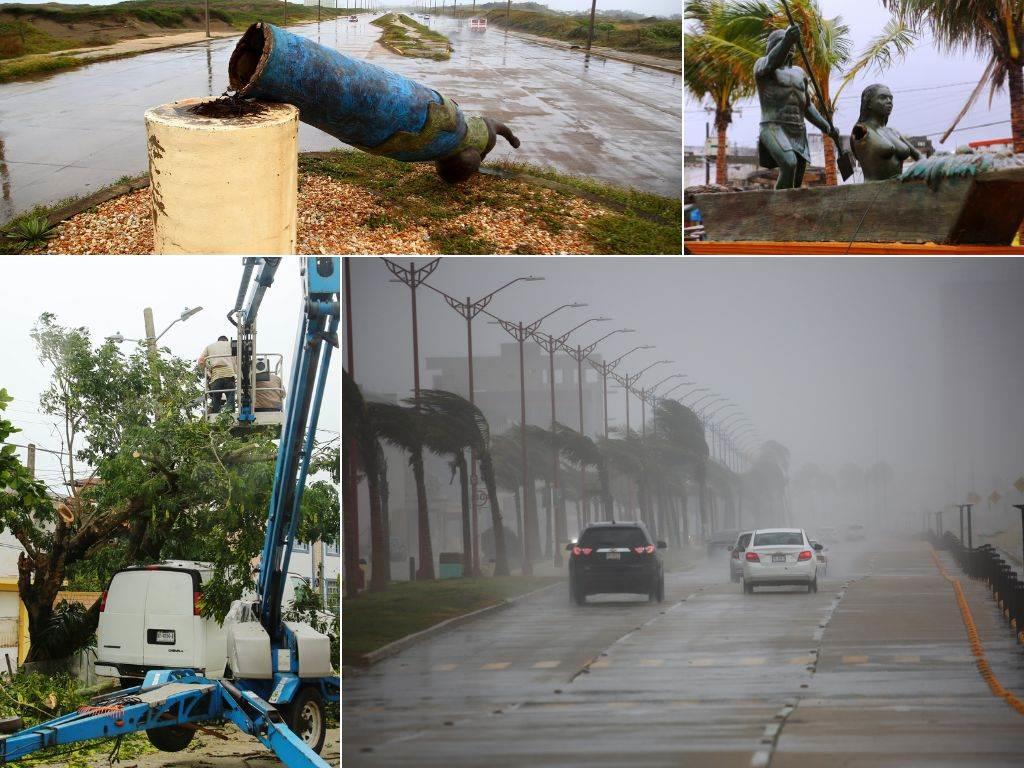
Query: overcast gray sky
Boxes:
[
  {"xmin": 686, "ymin": 0, "xmax": 1009, "ymax": 153},
  {"xmin": 0, "ymin": 257, "xmax": 340, "ymax": 495},
  {"xmin": 348, "ymin": 257, "xmax": 1024, "ymax": 519}
]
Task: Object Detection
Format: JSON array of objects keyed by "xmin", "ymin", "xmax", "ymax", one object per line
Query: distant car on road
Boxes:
[
  {"xmin": 741, "ymin": 528, "xmax": 821, "ymax": 594},
  {"xmin": 707, "ymin": 528, "xmax": 740, "ymax": 556},
  {"xmin": 349, "ymin": 15, "xmax": 358, "ymax": 22},
  {"xmin": 845, "ymin": 524, "xmax": 866, "ymax": 541},
  {"xmin": 568, "ymin": 521, "xmax": 666, "ymax": 605},
  {"xmin": 728, "ymin": 531, "xmax": 753, "ymax": 582}
]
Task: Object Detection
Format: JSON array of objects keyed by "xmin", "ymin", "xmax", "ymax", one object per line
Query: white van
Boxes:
[{"xmin": 95, "ymin": 560, "xmax": 309, "ymax": 686}]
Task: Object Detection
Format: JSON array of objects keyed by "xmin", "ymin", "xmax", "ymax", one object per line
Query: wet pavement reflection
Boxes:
[{"xmin": 0, "ymin": 14, "xmax": 681, "ymax": 225}]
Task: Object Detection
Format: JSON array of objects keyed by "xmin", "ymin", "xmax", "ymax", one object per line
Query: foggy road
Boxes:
[
  {"xmin": 0, "ymin": 13, "xmax": 680, "ymax": 224},
  {"xmin": 343, "ymin": 538, "xmax": 1024, "ymax": 767}
]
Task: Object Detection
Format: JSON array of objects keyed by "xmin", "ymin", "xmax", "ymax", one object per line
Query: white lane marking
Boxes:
[
  {"xmin": 639, "ymin": 658, "xmax": 664, "ymax": 667},
  {"xmin": 432, "ymin": 663, "xmax": 458, "ymax": 672},
  {"xmin": 750, "ymin": 750, "xmax": 771, "ymax": 768},
  {"xmin": 689, "ymin": 658, "xmax": 715, "ymax": 667},
  {"xmin": 481, "ymin": 662, "xmax": 511, "ymax": 670}
]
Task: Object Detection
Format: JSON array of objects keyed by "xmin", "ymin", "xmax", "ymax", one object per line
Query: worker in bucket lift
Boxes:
[
  {"xmin": 254, "ymin": 369, "xmax": 285, "ymax": 412},
  {"xmin": 198, "ymin": 335, "xmax": 237, "ymax": 414}
]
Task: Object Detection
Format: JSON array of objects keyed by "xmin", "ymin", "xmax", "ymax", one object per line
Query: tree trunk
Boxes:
[
  {"xmin": 412, "ymin": 448, "xmax": 435, "ymax": 580},
  {"xmin": 479, "ymin": 453, "xmax": 509, "ymax": 576},
  {"xmin": 715, "ymin": 121, "xmax": 728, "ymax": 185},
  {"xmin": 697, "ymin": 466, "xmax": 708, "ymax": 541},
  {"xmin": 680, "ymin": 491, "xmax": 689, "ymax": 547},
  {"xmin": 19, "ymin": 553, "xmax": 65, "ymax": 664},
  {"xmin": 524, "ymin": 474, "xmax": 541, "ymax": 566},
  {"xmin": 514, "ymin": 487, "xmax": 522, "ymax": 541},
  {"xmin": 599, "ymin": 465, "xmax": 612, "ymax": 519},
  {"xmin": 368, "ymin": 464, "xmax": 390, "ymax": 591},
  {"xmin": 1010, "ymin": 61, "xmax": 1024, "ymax": 155},
  {"xmin": 457, "ymin": 451, "xmax": 471, "ymax": 577},
  {"xmin": 822, "ymin": 131, "xmax": 837, "ymax": 186}
]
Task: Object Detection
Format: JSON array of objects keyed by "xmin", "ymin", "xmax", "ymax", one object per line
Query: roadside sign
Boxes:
[
  {"xmin": 989, "ymin": 491, "xmax": 1001, "ymax": 505},
  {"xmin": 1015, "ymin": 476, "xmax": 1024, "ymax": 494}
]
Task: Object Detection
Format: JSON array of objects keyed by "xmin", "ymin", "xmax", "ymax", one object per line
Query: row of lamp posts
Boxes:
[{"xmin": 367, "ymin": 258, "xmax": 761, "ymax": 580}]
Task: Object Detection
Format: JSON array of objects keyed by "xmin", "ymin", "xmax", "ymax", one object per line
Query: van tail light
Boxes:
[
  {"xmin": 99, "ymin": 591, "xmax": 108, "ymax": 613},
  {"xmin": 572, "ymin": 546, "xmax": 593, "ymax": 556},
  {"xmin": 745, "ymin": 552, "xmax": 760, "ymax": 562},
  {"xmin": 193, "ymin": 591, "xmax": 202, "ymax": 616},
  {"xmin": 797, "ymin": 550, "xmax": 812, "ymax": 562},
  {"xmin": 632, "ymin": 545, "xmax": 656, "ymax": 555}
]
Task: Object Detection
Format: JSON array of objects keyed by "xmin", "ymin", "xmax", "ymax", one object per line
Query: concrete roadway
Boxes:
[
  {"xmin": 0, "ymin": 13, "xmax": 680, "ymax": 225},
  {"xmin": 343, "ymin": 539, "xmax": 1024, "ymax": 767}
]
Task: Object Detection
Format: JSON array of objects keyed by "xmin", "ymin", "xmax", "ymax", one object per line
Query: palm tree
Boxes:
[
  {"xmin": 342, "ymin": 372, "xmax": 389, "ymax": 592},
  {"xmin": 685, "ymin": 0, "xmax": 761, "ymax": 185},
  {"xmin": 416, "ymin": 389, "xmax": 509, "ymax": 577},
  {"xmin": 368, "ymin": 401, "xmax": 435, "ymax": 580},
  {"xmin": 653, "ymin": 399, "xmax": 710, "ymax": 539},
  {"xmin": 882, "ymin": 0, "xmax": 1024, "ymax": 154},
  {"xmin": 554, "ymin": 423, "xmax": 613, "ymax": 519}
]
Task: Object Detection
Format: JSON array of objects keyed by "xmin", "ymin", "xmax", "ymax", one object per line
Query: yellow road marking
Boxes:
[
  {"xmin": 591, "ymin": 659, "xmax": 611, "ymax": 668},
  {"xmin": 842, "ymin": 655, "xmax": 869, "ymax": 664},
  {"xmin": 787, "ymin": 656, "xmax": 814, "ymax": 665},
  {"xmin": 893, "ymin": 655, "xmax": 920, "ymax": 664},
  {"xmin": 639, "ymin": 659, "xmax": 664, "ymax": 667},
  {"xmin": 432, "ymin": 663, "xmax": 458, "ymax": 672},
  {"xmin": 481, "ymin": 662, "xmax": 511, "ymax": 670},
  {"xmin": 689, "ymin": 659, "xmax": 715, "ymax": 667},
  {"xmin": 739, "ymin": 657, "xmax": 767, "ymax": 666},
  {"xmin": 533, "ymin": 660, "xmax": 561, "ymax": 669}
]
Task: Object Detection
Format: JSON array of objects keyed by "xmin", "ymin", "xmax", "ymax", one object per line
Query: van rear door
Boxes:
[
  {"xmin": 142, "ymin": 570, "xmax": 197, "ymax": 669},
  {"xmin": 97, "ymin": 570, "xmax": 148, "ymax": 668}
]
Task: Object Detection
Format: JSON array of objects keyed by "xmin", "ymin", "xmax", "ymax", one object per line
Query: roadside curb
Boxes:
[
  {"xmin": 42, "ymin": 175, "xmax": 150, "ymax": 229},
  {"xmin": 352, "ymin": 582, "xmax": 560, "ymax": 669}
]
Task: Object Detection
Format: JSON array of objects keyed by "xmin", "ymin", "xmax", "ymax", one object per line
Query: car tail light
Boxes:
[
  {"xmin": 745, "ymin": 552, "xmax": 760, "ymax": 562},
  {"xmin": 193, "ymin": 591, "xmax": 202, "ymax": 616},
  {"xmin": 572, "ymin": 546, "xmax": 593, "ymax": 556},
  {"xmin": 632, "ymin": 545, "xmax": 656, "ymax": 555},
  {"xmin": 99, "ymin": 591, "xmax": 108, "ymax": 613},
  {"xmin": 797, "ymin": 550, "xmax": 812, "ymax": 562}
]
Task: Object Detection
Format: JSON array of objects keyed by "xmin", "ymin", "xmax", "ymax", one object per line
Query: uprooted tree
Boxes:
[{"xmin": 0, "ymin": 313, "xmax": 339, "ymax": 663}]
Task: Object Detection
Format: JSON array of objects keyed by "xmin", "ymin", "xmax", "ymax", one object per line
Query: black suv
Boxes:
[{"xmin": 567, "ymin": 521, "xmax": 666, "ymax": 605}]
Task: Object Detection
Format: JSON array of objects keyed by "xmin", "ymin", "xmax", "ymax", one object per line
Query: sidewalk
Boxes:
[
  {"xmin": 37, "ymin": 29, "xmax": 237, "ymax": 64},
  {"xmin": 773, "ymin": 540, "xmax": 1024, "ymax": 766}
]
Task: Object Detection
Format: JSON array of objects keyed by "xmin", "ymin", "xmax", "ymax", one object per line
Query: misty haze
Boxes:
[{"xmin": 342, "ymin": 257, "xmax": 1024, "ymax": 766}]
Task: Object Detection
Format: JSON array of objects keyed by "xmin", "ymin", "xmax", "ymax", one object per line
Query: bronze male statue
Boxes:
[
  {"xmin": 755, "ymin": 25, "xmax": 842, "ymax": 190},
  {"xmin": 849, "ymin": 84, "xmax": 922, "ymax": 181}
]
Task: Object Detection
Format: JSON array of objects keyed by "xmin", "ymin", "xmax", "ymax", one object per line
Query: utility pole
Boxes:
[
  {"xmin": 343, "ymin": 258, "xmax": 362, "ymax": 598},
  {"xmin": 965, "ymin": 502, "xmax": 973, "ymax": 550},
  {"xmin": 143, "ymin": 307, "xmax": 162, "ymax": 399},
  {"xmin": 26, "ymin": 444, "xmax": 35, "ymax": 479},
  {"xmin": 205, "ymin": 0, "xmax": 210, "ymax": 37},
  {"xmin": 586, "ymin": 0, "xmax": 597, "ymax": 51}
]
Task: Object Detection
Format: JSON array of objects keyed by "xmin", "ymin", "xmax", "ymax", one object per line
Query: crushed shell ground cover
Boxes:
[{"xmin": 37, "ymin": 170, "xmax": 611, "ymax": 255}]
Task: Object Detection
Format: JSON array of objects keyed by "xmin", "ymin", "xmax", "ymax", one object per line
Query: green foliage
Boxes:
[{"xmin": 0, "ymin": 215, "xmax": 55, "ymax": 254}]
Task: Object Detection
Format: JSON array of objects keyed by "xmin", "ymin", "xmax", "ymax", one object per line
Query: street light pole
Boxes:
[
  {"xmin": 590, "ymin": 345, "xmax": 654, "ymax": 438},
  {"xmin": 559, "ymin": 328, "xmax": 635, "ymax": 530},
  {"xmin": 532, "ymin": 316, "xmax": 609, "ymax": 567},
  {"xmin": 422, "ymin": 275, "xmax": 543, "ymax": 576},
  {"xmin": 486, "ymin": 303, "xmax": 586, "ymax": 576},
  {"xmin": 965, "ymin": 502, "xmax": 973, "ymax": 550}
]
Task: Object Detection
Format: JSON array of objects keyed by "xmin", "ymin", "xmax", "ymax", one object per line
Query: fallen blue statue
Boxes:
[{"xmin": 228, "ymin": 22, "xmax": 520, "ymax": 183}]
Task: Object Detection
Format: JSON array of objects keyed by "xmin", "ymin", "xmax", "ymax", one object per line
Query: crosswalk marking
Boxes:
[
  {"xmin": 842, "ymin": 655, "xmax": 869, "ymax": 664},
  {"xmin": 533, "ymin": 660, "xmax": 561, "ymax": 669},
  {"xmin": 639, "ymin": 659, "xmax": 664, "ymax": 667},
  {"xmin": 480, "ymin": 662, "xmax": 511, "ymax": 670},
  {"xmin": 432, "ymin": 663, "xmax": 458, "ymax": 672}
]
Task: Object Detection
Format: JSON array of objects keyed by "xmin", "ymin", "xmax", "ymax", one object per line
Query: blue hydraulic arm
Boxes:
[{"xmin": 228, "ymin": 257, "xmax": 282, "ymax": 426}]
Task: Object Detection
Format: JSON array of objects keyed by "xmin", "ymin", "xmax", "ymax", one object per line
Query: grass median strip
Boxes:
[
  {"xmin": 343, "ymin": 576, "xmax": 558, "ymax": 665},
  {"xmin": 371, "ymin": 12, "xmax": 450, "ymax": 61}
]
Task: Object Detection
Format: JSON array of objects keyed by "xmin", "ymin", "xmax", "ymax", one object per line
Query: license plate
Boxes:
[
  {"xmin": 155, "ymin": 630, "xmax": 175, "ymax": 644},
  {"xmin": 772, "ymin": 554, "xmax": 786, "ymax": 563},
  {"xmin": 605, "ymin": 552, "xmax": 620, "ymax": 560}
]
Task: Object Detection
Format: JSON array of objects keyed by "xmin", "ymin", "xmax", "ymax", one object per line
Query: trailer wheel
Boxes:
[
  {"xmin": 146, "ymin": 725, "xmax": 195, "ymax": 752},
  {"xmin": 285, "ymin": 687, "xmax": 327, "ymax": 754}
]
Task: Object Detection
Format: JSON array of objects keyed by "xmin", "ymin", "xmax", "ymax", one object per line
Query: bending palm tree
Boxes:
[
  {"xmin": 343, "ymin": 371, "xmax": 389, "ymax": 592},
  {"xmin": 882, "ymin": 1, "xmax": 1024, "ymax": 154},
  {"xmin": 368, "ymin": 401, "xmax": 435, "ymax": 580},
  {"xmin": 417, "ymin": 389, "xmax": 510, "ymax": 577}
]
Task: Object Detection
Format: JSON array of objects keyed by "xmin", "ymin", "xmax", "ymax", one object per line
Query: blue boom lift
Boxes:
[{"xmin": 0, "ymin": 257, "xmax": 340, "ymax": 768}]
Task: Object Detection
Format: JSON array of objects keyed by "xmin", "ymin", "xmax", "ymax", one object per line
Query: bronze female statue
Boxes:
[{"xmin": 850, "ymin": 84, "xmax": 921, "ymax": 181}]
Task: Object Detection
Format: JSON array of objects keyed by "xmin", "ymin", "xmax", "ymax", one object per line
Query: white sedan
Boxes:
[{"xmin": 741, "ymin": 528, "xmax": 821, "ymax": 594}]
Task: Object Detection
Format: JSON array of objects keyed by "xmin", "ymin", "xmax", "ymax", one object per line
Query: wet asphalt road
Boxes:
[
  {"xmin": 343, "ymin": 538, "xmax": 1024, "ymax": 767},
  {"xmin": 0, "ymin": 14, "xmax": 680, "ymax": 225}
]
